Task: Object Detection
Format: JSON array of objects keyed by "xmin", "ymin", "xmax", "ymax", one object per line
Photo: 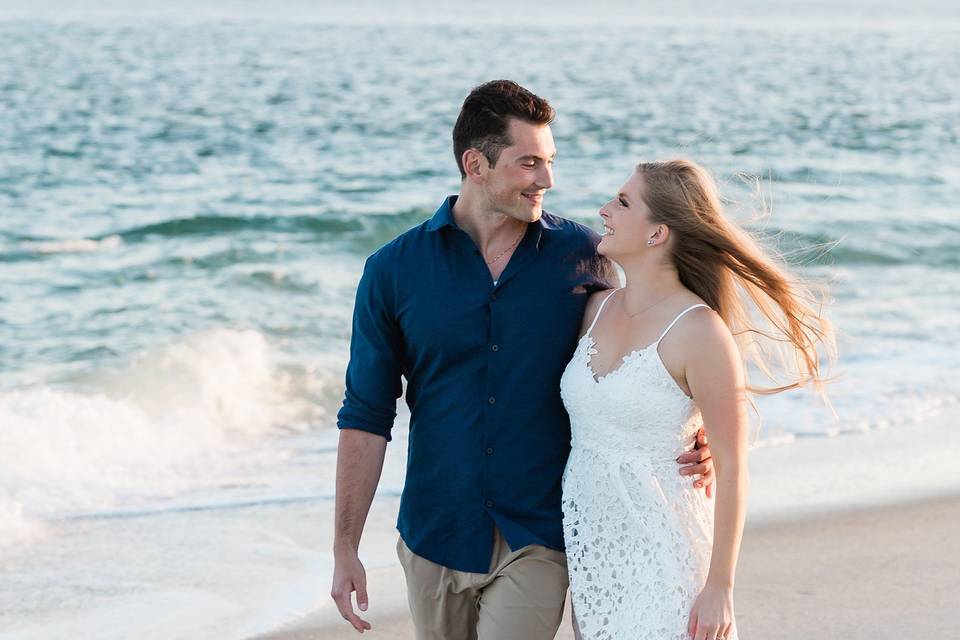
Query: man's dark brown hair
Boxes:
[{"xmin": 452, "ymin": 80, "xmax": 555, "ymax": 179}]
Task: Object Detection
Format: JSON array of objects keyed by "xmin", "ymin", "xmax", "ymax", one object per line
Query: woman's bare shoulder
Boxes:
[
  {"xmin": 670, "ymin": 303, "xmax": 737, "ymax": 358},
  {"xmin": 579, "ymin": 288, "xmax": 618, "ymax": 336}
]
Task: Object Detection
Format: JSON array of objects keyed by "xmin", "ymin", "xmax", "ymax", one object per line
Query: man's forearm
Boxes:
[{"xmin": 334, "ymin": 428, "xmax": 388, "ymax": 554}]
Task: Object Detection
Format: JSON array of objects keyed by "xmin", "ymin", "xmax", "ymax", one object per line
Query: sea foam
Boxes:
[{"xmin": 0, "ymin": 328, "xmax": 304, "ymax": 549}]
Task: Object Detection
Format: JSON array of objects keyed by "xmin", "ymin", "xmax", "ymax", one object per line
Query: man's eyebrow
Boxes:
[{"xmin": 518, "ymin": 152, "xmax": 558, "ymax": 160}]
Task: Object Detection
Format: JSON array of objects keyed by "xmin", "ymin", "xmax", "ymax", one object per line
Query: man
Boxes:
[{"xmin": 331, "ymin": 80, "xmax": 715, "ymax": 638}]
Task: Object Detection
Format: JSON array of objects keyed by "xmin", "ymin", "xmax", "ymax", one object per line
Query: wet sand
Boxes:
[{"xmin": 252, "ymin": 494, "xmax": 959, "ymax": 640}]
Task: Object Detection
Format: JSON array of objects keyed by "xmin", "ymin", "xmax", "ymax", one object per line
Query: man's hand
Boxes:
[
  {"xmin": 332, "ymin": 429, "xmax": 387, "ymax": 633},
  {"xmin": 677, "ymin": 427, "xmax": 715, "ymax": 499},
  {"xmin": 331, "ymin": 549, "xmax": 372, "ymax": 633}
]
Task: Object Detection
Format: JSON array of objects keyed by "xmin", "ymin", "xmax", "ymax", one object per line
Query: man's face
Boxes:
[{"xmin": 480, "ymin": 118, "xmax": 556, "ymax": 223}]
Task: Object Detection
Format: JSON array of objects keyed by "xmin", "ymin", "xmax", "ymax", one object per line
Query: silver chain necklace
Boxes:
[
  {"xmin": 623, "ymin": 289, "xmax": 684, "ymax": 318},
  {"xmin": 485, "ymin": 226, "xmax": 526, "ymax": 265}
]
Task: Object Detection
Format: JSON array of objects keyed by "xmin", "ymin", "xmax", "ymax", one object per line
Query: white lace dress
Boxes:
[{"xmin": 560, "ymin": 289, "xmax": 737, "ymax": 640}]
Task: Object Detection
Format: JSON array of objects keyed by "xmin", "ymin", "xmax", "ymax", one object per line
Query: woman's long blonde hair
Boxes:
[{"xmin": 637, "ymin": 159, "xmax": 836, "ymax": 398}]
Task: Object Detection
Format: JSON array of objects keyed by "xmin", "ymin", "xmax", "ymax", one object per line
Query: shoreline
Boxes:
[
  {"xmin": 4, "ymin": 414, "xmax": 957, "ymax": 640},
  {"xmin": 251, "ymin": 493, "xmax": 960, "ymax": 640},
  {"xmin": 251, "ymin": 410, "xmax": 960, "ymax": 639}
]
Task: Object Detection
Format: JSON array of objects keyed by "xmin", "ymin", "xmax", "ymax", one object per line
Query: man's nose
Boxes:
[{"xmin": 536, "ymin": 163, "xmax": 554, "ymax": 190}]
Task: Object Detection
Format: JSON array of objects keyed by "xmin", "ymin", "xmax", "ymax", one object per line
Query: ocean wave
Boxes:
[
  {"xmin": 4, "ymin": 211, "xmax": 958, "ymax": 271},
  {"xmin": 17, "ymin": 234, "xmax": 124, "ymax": 255},
  {"xmin": 112, "ymin": 209, "xmax": 431, "ymax": 243},
  {"xmin": 0, "ymin": 328, "xmax": 313, "ymax": 548},
  {"xmin": 115, "ymin": 214, "xmax": 362, "ymax": 240},
  {"xmin": 767, "ymin": 166, "xmax": 946, "ymax": 188},
  {"xmin": 236, "ymin": 270, "xmax": 320, "ymax": 294},
  {"xmin": 0, "ymin": 209, "xmax": 434, "ymax": 263},
  {"xmin": 0, "ymin": 490, "xmax": 46, "ymax": 548},
  {"xmin": 751, "ymin": 225, "xmax": 960, "ymax": 267}
]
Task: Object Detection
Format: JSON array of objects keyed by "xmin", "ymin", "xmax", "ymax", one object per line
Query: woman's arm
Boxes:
[{"xmin": 684, "ymin": 310, "xmax": 749, "ymax": 640}]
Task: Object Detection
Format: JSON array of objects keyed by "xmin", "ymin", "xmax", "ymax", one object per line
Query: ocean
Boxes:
[{"xmin": 1, "ymin": 1, "xmax": 959, "ymax": 637}]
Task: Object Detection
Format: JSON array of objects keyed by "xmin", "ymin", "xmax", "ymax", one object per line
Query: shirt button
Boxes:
[
  {"xmin": 491, "ymin": 344, "xmax": 499, "ymax": 352},
  {"xmin": 486, "ymin": 447, "xmax": 494, "ymax": 455},
  {"xmin": 485, "ymin": 500, "xmax": 494, "ymax": 508},
  {"xmin": 488, "ymin": 396, "xmax": 496, "ymax": 405}
]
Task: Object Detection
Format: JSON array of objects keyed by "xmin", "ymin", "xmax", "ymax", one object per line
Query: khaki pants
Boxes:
[{"xmin": 396, "ymin": 528, "xmax": 569, "ymax": 640}]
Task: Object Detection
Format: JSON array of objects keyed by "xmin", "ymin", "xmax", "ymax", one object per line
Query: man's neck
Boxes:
[{"xmin": 451, "ymin": 191, "xmax": 527, "ymax": 252}]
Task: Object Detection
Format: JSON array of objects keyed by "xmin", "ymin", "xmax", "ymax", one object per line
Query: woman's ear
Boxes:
[{"xmin": 648, "ymin": 224, "xmax": 670, "ymax": 247}]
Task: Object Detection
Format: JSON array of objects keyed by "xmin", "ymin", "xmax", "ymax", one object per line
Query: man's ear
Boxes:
[{"xmin": 462, "ymin": 148, "xmax": 487, "ymax": 183}]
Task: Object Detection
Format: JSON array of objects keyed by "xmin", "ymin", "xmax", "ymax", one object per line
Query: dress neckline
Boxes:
[
  {"xmin": 582, "ymin": 289, "xmax": 708, "ymax": 384},
  {"xmin": 580, "ymin": 333, "xmax": 694, "ymax": 400}
]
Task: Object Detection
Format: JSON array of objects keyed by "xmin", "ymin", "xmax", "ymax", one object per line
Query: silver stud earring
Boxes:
[{"xmin": 647, "ymin": 239, "xmax": 655, "ymax": 246}]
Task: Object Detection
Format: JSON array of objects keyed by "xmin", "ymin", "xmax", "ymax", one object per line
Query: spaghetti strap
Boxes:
[
  {"xmin": 654, "ymin": 304, "xmax": 710, "ymax": 346},
  {"xmin": 585, "ymin": 288, "xmax": 621, "ymax": 337}
]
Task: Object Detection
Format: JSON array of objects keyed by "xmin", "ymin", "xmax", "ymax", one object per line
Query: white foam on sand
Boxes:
[{"xmin": 0, "ymin": 520, "xmax": 332, "ymax": 640}]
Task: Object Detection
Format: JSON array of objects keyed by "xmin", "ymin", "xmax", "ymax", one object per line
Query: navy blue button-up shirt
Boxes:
[{"xmin": 337, "ymin": 195, "xmax": 615, "ymax": 572}]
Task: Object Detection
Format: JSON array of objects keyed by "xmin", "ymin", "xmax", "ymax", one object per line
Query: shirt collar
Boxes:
[
  {"xmin": 425, "ymin": 195, "xmax": 458, "ymax": 232},
  {"xmin": 426, "ymin": 195, "xmax": 547, "ymax": 246}
]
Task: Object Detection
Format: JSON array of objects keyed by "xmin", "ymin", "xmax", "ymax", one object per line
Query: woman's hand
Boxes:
[{"xmin": 687, "ymin": 583, "xmax": 735, "ymax": 640}]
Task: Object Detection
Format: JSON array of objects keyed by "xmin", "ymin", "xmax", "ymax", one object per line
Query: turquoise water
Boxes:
[{"xmin": 1, "ymin": 3, "xmax": 959, "ymax": 637}]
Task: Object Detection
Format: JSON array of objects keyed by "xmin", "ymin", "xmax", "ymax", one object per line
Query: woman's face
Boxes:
[{"xmin": 597, "ymin": 171, "xmax": 659, "ymax": 259}]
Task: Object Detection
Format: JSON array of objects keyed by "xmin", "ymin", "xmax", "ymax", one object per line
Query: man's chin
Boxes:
[
  {"xmin": 495, "ymin": 199, "xmax": 542, "ymax": 223},
  {"xmin": 518, "ymin": 203, "xmax": 543, "ymax": 222}
]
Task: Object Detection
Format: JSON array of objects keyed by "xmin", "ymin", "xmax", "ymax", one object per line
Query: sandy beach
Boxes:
[
  {"xmin": 251, "ymin": 493, "xmax": 958, "ymax": 640},
  {"xmin": 249, "ymin": 411, "xmax": 960, "ymax": 640},
  {"xmin": 734, "ymin": 495, "xmax": 958, "ymax": 639}
]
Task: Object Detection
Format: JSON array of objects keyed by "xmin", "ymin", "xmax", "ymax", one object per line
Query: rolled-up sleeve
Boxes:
[{"xmin": 336, "ymin": 252, "xmax": 403, "ymax": 441}]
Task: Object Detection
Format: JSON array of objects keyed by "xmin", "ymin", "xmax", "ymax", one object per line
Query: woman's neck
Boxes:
[{"xmin": 618, "ymin": 258, "xmax": 685, "ymax": 315}]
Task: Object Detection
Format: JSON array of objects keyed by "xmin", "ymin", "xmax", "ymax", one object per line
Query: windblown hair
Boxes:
[
  {"xmin": 636, "ymin": 159, "xmax": 836, "ymax": 399},
  {"xmin": 452, "ymin": 80, "xmax": 555, "ymax": 179}
]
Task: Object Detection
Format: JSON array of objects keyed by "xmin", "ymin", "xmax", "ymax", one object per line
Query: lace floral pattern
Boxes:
[{"xmin": 560, "ymin": 329, "xmax": 738, "ymax": 640}]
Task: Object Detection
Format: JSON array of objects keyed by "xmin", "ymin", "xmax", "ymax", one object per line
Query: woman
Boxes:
[{"xmin": 560, "ymin": 159, "xmax": 834, "ymax": 640}]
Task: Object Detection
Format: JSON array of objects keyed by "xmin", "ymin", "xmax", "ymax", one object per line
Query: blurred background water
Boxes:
[{"xmin": 1, "ymin": 1, "xmax": 959, "ymax": 637}]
